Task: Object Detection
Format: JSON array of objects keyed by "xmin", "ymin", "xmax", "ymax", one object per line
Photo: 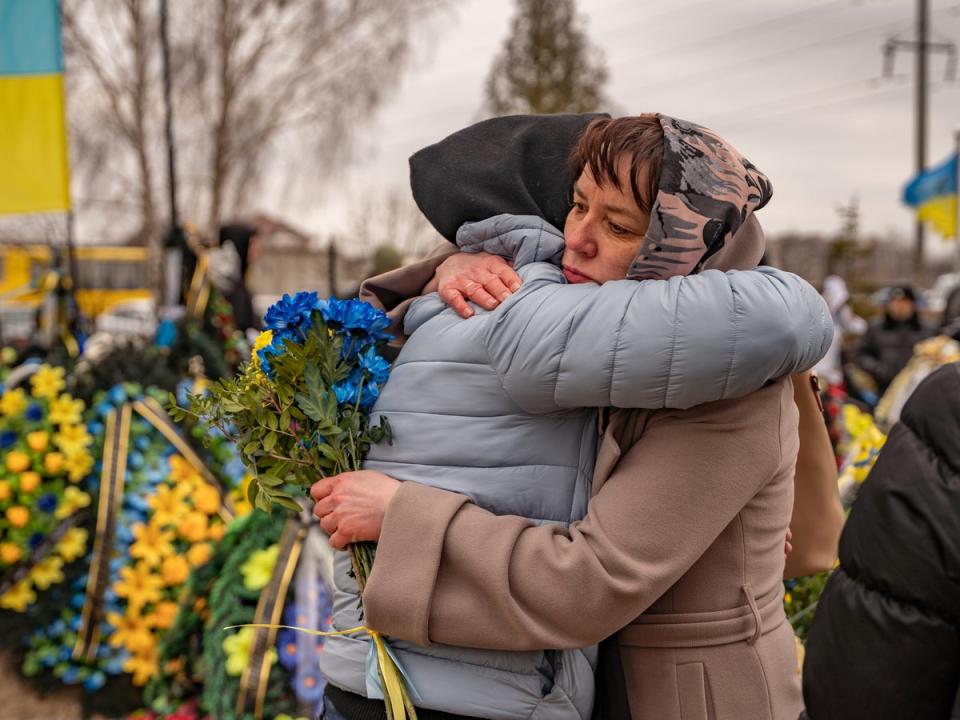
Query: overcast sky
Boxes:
[{"xmin": 267, "ymin": 0, "xmax": 960, "ymax": 256}]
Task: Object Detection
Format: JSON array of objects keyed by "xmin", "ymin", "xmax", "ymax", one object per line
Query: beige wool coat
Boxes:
[{"xmin": 356, "ymin": 254, "xmax": 824, "ymax": 720}]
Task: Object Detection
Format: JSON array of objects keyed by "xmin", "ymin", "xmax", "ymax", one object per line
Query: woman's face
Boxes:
[{"xmin": 561, "ymin": 161, "xmax": 652, "ymax": 285}]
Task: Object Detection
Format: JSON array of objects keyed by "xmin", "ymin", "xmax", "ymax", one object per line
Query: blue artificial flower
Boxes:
[
  {"xmin": 84, "ymin": 670, "xmax": 106, "ymax": 692},
  {"xmin": 359, "ymin": 347, "xmax": 390, "ymax": 385},
  {"xmin": 317, "ymin": 296, "xmax": 346, "ymax": 325},
  {"xmin": 359, "ymin": 381, "xmax": 381, "ymax": 410},
  {"xmin": 37, "ymin": 493, "xmax": 58, "ymax": 513},
  {"xmin": 135, "ymin": 434, "xmax": 151, "ymax": 452},
  {"xmin": 96, "ymin": 401, "xmax": 113, "ymax": 419},
  {"xmin": 154, "ymin": 318, "xmax": 178, "ymax": 349},
  {"xmin": 87, "ymin": 421, "xmax": 104, "ymax": 437},
  {"xmin": 25, "ymin": 403, "xmax": 44, "ymax": 422},
  {"xmin": 264, "ymin": 292, "xmax": 321, "ymax": 339},
  {"xmin": 70, "ymin": 594, "xmax": 85, "ymax": 611},
  {"xmin": 60, "ymin": 665, "xmax": 80, "ymax": 684},
  {"xmin": 49, "ymin": 619, "xmax": 66, "ymax": 637},
  {"xmin": 342, "ymin": 299, "xmax": 391, "ymax": 336},
  {"xmin": 28, "ymin": 532, "xmax": 45, "ymax": 550},
  {"xmin": 0, "ymin": 430, "xmax": 16, "ymax": 449},
  {"xmin": 333, "ymin": 380, "xmax": 359, "ymax": 406},
  {"xmin": 277, "ymin": 627, "xmax": 299, "ymax": 672},
  {"xmin": 108, "ymin": 385, "xmax": 127, "ymax": 405}
]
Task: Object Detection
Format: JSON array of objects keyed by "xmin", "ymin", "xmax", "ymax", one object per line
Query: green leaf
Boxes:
[
  {"xmin": 271, "ymin": 495, "xmax": 301, "ymax": 513},
  {"xmin": 262, "ymin": 431, "xmax": 277, "ymax": 453},
  {"xmin": 258, "ymin": 473, "xmax": 283, "ymax": 487},
  {"xmin": 243, "ymin": 440, "xmax": 260, "ymax": 456},
  {"xmin": 254, "ymin": 488, "xmax": 272, "ymax": 513},
  {"xmin": 279, "ymin": 409, "xmax": 291, "ymax": 431},
  {"xmin": 246, "ymin": 476, "xmax": 259, "ymax": 506},
  {"xmin": 295, "ymin": 390, "xmax": 326, "ymax": 422},
  {"xmin": 266, "ymin": 413, "xmax": 278, "ymax": 431}
]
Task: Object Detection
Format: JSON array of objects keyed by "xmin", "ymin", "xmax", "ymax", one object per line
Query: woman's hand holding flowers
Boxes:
[{"xmin": 310, "ymin": 470, "xmax": 400, "ymax": 550}]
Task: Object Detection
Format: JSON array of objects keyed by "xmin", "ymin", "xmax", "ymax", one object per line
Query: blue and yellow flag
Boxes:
[
  {"xmin": 0, "ymin": 0, "xmax": 70, "ymax": 214},
  {"xmin": 903, "ymin": 152, "xmax": 958, "ymax": 240}
]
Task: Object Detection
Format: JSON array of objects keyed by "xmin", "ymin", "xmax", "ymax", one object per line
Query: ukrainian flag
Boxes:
[
  {"xmin": 0, "ymin": 0, "xmax": 70, "ymax": 214},
  {"xmin": 903, "ymin": 152, "xmax": 958, "ymax": 240}
]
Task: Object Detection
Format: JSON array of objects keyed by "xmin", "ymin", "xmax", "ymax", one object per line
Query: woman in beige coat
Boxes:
[{"xmin": 314, "ymin": 115, "xmax": 841, "ymax": 719}]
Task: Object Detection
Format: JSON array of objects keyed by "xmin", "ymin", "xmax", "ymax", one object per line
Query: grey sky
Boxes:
[{"xmin": 268, "ymin": 0, "xmax": 959, "ymax": 257}]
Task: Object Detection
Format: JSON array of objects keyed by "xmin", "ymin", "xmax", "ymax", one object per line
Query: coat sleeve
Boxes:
[
  {"xmin": 484, "ymin": 267, "xmax": 832, "ymax": 411},
  {"xmin": 362, "ymin": 382, "xmax": 789, "ymax": 650}
]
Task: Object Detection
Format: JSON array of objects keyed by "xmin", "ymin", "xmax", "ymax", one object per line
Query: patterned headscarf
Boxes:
[{"xmin": 626, "ymin": 114, "xmax": 772, "ymax": 280}]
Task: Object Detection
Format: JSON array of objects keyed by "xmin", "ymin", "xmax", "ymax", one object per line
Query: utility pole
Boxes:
[{"xmin": 882, "ymin": 0, "xmax": 957, "ymax": 282}]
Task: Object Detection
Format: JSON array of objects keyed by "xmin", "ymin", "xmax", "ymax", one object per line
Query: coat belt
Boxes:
[{"xmin": 617, "ymin": 585, "xmax": 786, "ymax": 649}]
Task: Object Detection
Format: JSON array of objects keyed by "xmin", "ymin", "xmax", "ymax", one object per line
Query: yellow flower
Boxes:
[
  {"xmin": 43, "ymin": 452, "xmax": 64, "ymax": 475},
  {"xmin": 0, "ymin": 481, "xmax": 10, "ymax": 502},
  {"xmin": 5, "ymin": 451, "xmax": 30, "ymax": 473},
  {"xmin": 231, "ymin": 476, "xmax": 254, "ymax": 517},
  {"xmin": 0, "ymin": 388, "xmax": 27, "ymax": 417},
  {"xmin": 160, "ymin": 555, "xmax": 190, "ymax": 586},
  {"xmin": 48, "ymin": 394, "xmax": 83, "ymax": 426},
  {"xmin": 55, "ymin": 486, "xmax": 91, "ymax": 520},
  {"xmin": 186, "ymin": 542, "xmax": 212, "ymax": 567},
  {"xmin": 54, "ymin": 424, "xmax": 92, "ymax": 454},
  {"xmin": 56, "ymin": 527, "xmax": 88, "ymax": 562},
  {"xmin": 240, "ymin": 544, "xmax": 279, "ymax": 591},
  {"xmin": 251, "ymin": 330, "xmax": 274, "ymax": 370},
  {"xmin": 192, "ymin": 482, "xmax": 221, "ymax": 516},
  {"xmin": 113, "ymin": 563, "xmax": 164, "ymax": 612},
  {"xmin": 18, "ymin": 471, "xmax": 40, "ymax": 493},
  {"xmin": 223, "ymin": 626, "xmax": 276, "ymax": 677},
  {"xmin": 28, "ymin": 555, "xmax": 64, "ymax": 590},
  {"xmin": 6, "ymin": 506, "xmax": 29, "ymax": 528},
  {"xmin": 29, "ymin": 365, "xmax": 65, "ymax": 400},
  {"xmin": 177, "ymin": 511, "xmax": 208, "ymax": 543},
  {"xmin": 147, "ymin": 600, "xmax": 180, "ymax": 630},
  {"xmin": 106, "ymin": 610, "xmax": 155, "ymax": 654},
  {"xmin": 0, "ymin": 542, "xmax": 22, "ymax": 564},
  {"xmin": 147, "ymin": 484, "xmax": 190, "ymax": 527},
  {"xmin": 207, "ymin": 522, "xmax": 226, "ymax": 542},
  {"xmin": 0, "ymin": 579, "xmax": 35, "ymax": 611},
  {"xmin": 130, "ymin": 523, "xmax": 175, "ymax": 567},
  {"xmin": 63, "ymin": 450, "xmax": 94, "ymax": 483},
  {"xmin": 26, "ymin": 431, "xmax": 48, "ymax": 452},
  {"xmin": 125, "ymin": 647, "xmax": 159, "ymax": 686},
  {"xmin": 167, "ymin": 455, "xmax": 203, "ymax": 488}
]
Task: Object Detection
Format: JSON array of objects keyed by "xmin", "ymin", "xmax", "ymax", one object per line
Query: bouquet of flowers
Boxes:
[{"xmin": 171, "ymin": 293, "xmax": 416, "ymax": 718}]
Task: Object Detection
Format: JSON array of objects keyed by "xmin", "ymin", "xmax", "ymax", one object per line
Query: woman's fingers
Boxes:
[
  {"xmin": 439, "ymin": 286, "xmax": 474, "ymax": 318},
  {"xmin": 496, "ymin": 263, "xmax": 522, "ymax": 293},
  {"xmin": 462, "ymin": 280, "xmax": 498, "ymax": 310}
]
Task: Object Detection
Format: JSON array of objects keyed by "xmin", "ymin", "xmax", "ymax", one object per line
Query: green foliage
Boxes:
[
  {"xmin": 484, "ymin": 0, "xmax": 608, "ymax": 115},
  {"xmin": 785, "ymin": 571, "xmax": 831, "ymax": 641}
]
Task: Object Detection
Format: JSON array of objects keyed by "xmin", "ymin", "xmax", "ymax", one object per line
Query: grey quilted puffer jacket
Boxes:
[{"xmin": 319, "ymin": 214, "xmax": 832, "ymax": 719}]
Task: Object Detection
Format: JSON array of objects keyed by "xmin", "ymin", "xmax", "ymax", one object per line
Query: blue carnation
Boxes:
[
  {"xmin": 264, "ymin": 292, "xmax": 321, "ymax": 339},
  {"xmin": 359, "ymin": 381, "xmax": 380, "ymax": 410},
  {"xmin": 359, "ymin": 347, "xmax": 390, "ymax": 385},
  {"xmin": 25, "ymin": 404, "xmax": 44, "ymax": 422},
  {"xmin": 333, "ymin": 380, "xmax": 359, "ymax": 406},
  {"xmin": 0, "ymin": 430, "xmax": 16, "ymax": 449},
  {"xmin": 37, "ymin": 493, "xmax": 58, "ymax": 513}
]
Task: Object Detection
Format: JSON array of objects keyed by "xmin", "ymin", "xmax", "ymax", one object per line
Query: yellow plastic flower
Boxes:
[
  {"xmin": 251, "ymin": 330, "xmax": 274, "ymax": 368},
  {"xmin": 56, "ymin": 527, "xmax": 88, "ymax": 562},
  {"xmin": 43, "ymin": 452, "xmax": 64, "ymax": 475},
  {"xmin": 0, "ymin": 481, "xmax": 10, "ymax": 502},
  {"xmin": 54, "ymin": 424, "xmax": 92, "ymax": 454},
  {"xmin": 30, "ymin": 365, "xmax": 65, "ymax": 400},
  {"xmin": 0, "ymin": 388, "xmax": 27, "ymax": 417},
  {"xmin": 206, "ymin": 522, "xmax": 226, "ymax": 542},
  {"xmin": 18, "ymin": 471, "xmax": 40, "ymax": 493},
  {"xmin": 223, "ymin": 626, "xmax": 276, "ymax": 677},
  {"xmin": 167, "ymin": 455, "xmax": 203, "ymax": 488},
  {"xmin": 177, "ymin": 511, "xmax": 208, "ymax": 543},
  {"xmin": 147, "ymin": 600, "xmax": 180, "ymax": 630},
  {"xmin": 160, "ymin": 555, "xmax": 190, "ymax": 586},
  {"xmin": 113, "ymin": 563, "xmax": 164, "ymax": 612},
  {"xmin": 231, "ymin": 476, "xmax": 255, "ymax": 517},
  {"xmin": 26, "ymin": 431, "xmax": 48, "ymax": 452},
  {"xmin": 28, "ymin": 555, "xmax": 64, "ymax": 590},
  {"xmin": 6, "ymin": 506, "xmax": 29, "ymax": 528},
  {"xmin": 129, "ymin": 523, "xmax": 175, "ymax": 567},
  {"xmin": 125, "ymin": 647, "xmax": 159, "ymax": 686},
  {"xmin": 63, "ymin": 450, "xmax": 94, "ymax": 483},
  {"xmin": 240, "ymin": 544, "xmax": 279, "ymax": 591},
  {"xmin": 147, "ymin": 484, "xmax": 190, "ymax": 527},
  {"xmin": 0, "ymin": 579, "xmax": 35, "ymax": 611},
  {"xmin": 5, "ymin": 451, "xmax": 30, "ymax": 473},
  {"xmin": 192, "ymin": 482, "xmax": 221, "ymax": 516},
  {"xmin": 55, "ymin": 486, "xmax": 92, "ymax": 520},
  {"xmin": 186, "ymin": 542, "xmax": 212, "ymax": 567},
  {"xmin": 0, "ymin": 542, "xmax": 22, "ymax": 564},
  {"xmin": 48, "ymin": 394, "xmax": 83, "ymax": 426},
  {"xmin": 106, "ymin": 610, "xmax": 155, "ymax": 654}
]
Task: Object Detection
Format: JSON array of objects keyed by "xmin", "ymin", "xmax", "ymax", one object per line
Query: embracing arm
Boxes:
[{"xmin": 362, "ymin": 381, "xmax": 790, "ymax": 650}]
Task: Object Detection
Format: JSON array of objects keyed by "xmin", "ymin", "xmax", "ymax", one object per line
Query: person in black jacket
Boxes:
[
  {"xmin": 855, "ymin": 285, "xmax": 931, "ymax": 395},
  {"xmin": 802, "ymin": 361, "xmax": 960, "ymax": 719}
]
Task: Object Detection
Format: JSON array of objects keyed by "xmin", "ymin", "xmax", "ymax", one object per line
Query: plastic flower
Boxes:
[
  {"xmin": 206, "ymin": 522, "xmax": 226, "ymax": 542},
  {"xmin": 240, "ymin": 544, "xmax": 279, "ymax": 591},
  {"xmin": 113, "ymin": 563, "xmax": 164, "ymax": 611},
  {"xmin": 0, "ymin": 480, "xmax": 10, "ymax": 502},
  {"xmin": 0, "ymin": 388, "xmax": 26, "ymax": 417},
  {"xmin": 26, "ymin": 431, "xmax": 49, "ymax": 452},
  {"xmin": 256, "ymin": 339, "xmax": 285, "ymax": 381},
  {"xmin": 106, "ymin": 610, "xmax": 155, "ymax": 653},
  {"xmin": 56, "ymin": 527, "xmax": 88, "ymax": 562},
  {"xmin": 24, "ymin": 403, "xmax": 43, "ymax": 422},
  {"xmin": 359, "ymin": 346, "xmax": 391, "ymax": 384},
  {"xmin": 177, "ymin": 511, "xmax": 208, "ymax": 543},
  {"xmin": 192, "ymin": 482, "xmax": 221, "ymax": 515},
  {"xmin": 36, "ymin": 492, "xmax": 58, "ymax": 513},
  {"xmin": 147, "ymin": 600, "xmax": 180, "ymax": 630},
  {"xmin": 223, "ymin": 626, "xmax": 276, "ymax": 677},
  {"xmin": 167, "ymin": 454, "xmax": 202, "ymax": 488},
  {"xmin": 54, "ymin": 424, "xmax": 92, "ymax": 454},
  {"xmin": 63, "ymin": 450, "xmax": 94, "ymax": 483},
  {"xmin": 30, "ymin": 366, "xmax": 65, "ymax": 400},
  {"xmin": 55, "ymin": 486, "xmax": 91, "ymax": 519},
  {"xmin": 5, "ymin": 451, "xmax": 30, "ymax": 473},
  {"xmin": 48, "ymin": 394, "xmax": 84, "ymax": 426},
  {"xmin": 0, "ymin": 542, "xmax": 22, "ymax": 564},
  {"xmin": 160, "ymin": 554, "xmax": 190, "ymax": 585},
  {"xmin": 43, "ymin": 452, "xmax": 64, "ymax": 475},
  {"xmin": 251, "ymin": 330, "xmax": 274, "ymax": 370},
  {"xmin": 6, "ymin": 506, "xmax": 29, "ymax": 528},
  {"xmin": 0, "ymin": 430, "xmax": 17, "ymax": 449},
  {"xmin": 130, "ymin": 523, "xmax": 175, "ymax": 567},
  {"xmin": 148, "ymin": 484, "xmax": 190, "ymax": 527},
  {"xmin": 263, "ymin": 292, "xmax": 320, "ymax": 339},
  {"xmin": 124, "ymin": 647, "xmax": 159, "ymax": 686},
  {"xmin": 0, "ymin": 579, "xmax": 36, "ymax": 611},
  {"xmin": 19, "ymin": 471, "xmax": 40, "ymax": 493},
  {"xmin": 186, "ymin": 542, "xmax": 212, "ymax": 567},
  {"xmin": 28, "ymin": 555, "xmax": 64, "ymax": 590}
]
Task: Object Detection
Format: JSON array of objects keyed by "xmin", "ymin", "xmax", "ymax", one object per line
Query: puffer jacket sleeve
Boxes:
[{"xmin": 483, "ymin": 266, "xmax": 833, "ymax": 411}]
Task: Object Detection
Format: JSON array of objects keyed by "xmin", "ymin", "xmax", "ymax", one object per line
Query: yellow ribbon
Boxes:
[{"xmin": 225, "ymin": 623, "xmax": 417, "ymax": 720}]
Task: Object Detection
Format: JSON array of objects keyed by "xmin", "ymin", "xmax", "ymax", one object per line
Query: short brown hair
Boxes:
[{"xmin": 570, "ymin": 116, "xmax": 664, "ymax": 213}]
